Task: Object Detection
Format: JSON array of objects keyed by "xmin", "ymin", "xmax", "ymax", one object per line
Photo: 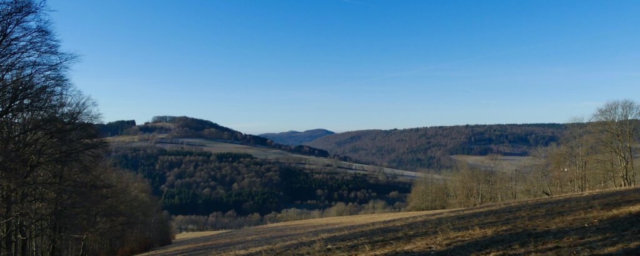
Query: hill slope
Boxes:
[
  {"xmin": 106, "ymin": 116, "xmax": 331, "ymax": 158},
  {"xmin": 306, "ymin": 123, "xmax": 566, "ymax": 170},
  {"xmin": 260, "ymin": 129, "xmax": 334, "ymax": 145},
  {"xmin": 141, "ymin": 187, "xmax": 640, "ymax": 255},
  {"xmin": 107, "ymin": 145, "xmax": 424, "ymax": 221},
  {"xmin": 146, "ymin": 138, "xmax": 423, "ymax": 180}
]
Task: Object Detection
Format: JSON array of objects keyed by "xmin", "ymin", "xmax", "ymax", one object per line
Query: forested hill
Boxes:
[
  {"xmin": 306, "ymin": 123, "xmax": 567, "ymax": 170},
  {"xmin": 99, "ymin": 116, "xmax": 330, "ymax": 158},
  {"xmin": 260, "ymin": 129, "xmax": 334, "ymax": 145},
  {"xmin": 109, "ymin": 147, "xmax": 411, "ymax": 217}
]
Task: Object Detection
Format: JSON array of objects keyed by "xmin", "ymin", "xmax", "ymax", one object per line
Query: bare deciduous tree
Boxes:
[
  {"xmin": 590, "ymin": 100, "xmax": 640, "ymax": 187},
  {"xmin": 408, "ymin": 172, "xmax": 449, "ymax": 210},
  {"xmin": 1, "ymin": 1, "xmax": 172, "ymax": 255}
]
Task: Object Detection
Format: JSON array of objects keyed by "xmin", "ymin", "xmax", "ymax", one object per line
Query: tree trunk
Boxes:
[
  {"xmin": 19, "ymin": 220, "xmax": 27, "ymax": 256},
  {"xmin": 4, "ymin": 192, "xmax": 14, "ymax": 256}
]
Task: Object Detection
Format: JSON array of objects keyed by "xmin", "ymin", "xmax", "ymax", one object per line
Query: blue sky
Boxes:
[{"xmin": 48, "ymin": 0, "xmax": 640, "ymax": 134}]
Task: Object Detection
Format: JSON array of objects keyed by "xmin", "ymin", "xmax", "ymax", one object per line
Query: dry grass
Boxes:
[
  {"xmin": 139, "ymin": 187, "xmax": 640, "ymax": 255},
  {"xmin": 450, "ymin": 155, "xmax": 535, "ymax": 172},
  {"xmin": 174, "ymin": 231, "xmax": 229, "ymax": 241}
]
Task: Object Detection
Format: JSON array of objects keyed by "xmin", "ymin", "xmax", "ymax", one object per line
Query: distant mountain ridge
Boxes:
[
  {"xmin": 306, "ymin": 123, "xmax": 568, "ymax": 170},
  {"xmin": 260, "ymin": 129, "xmax": 334, "ymax": 145}
]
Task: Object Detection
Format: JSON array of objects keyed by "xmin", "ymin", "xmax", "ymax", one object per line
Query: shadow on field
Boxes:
[
  {"xmin": 428, "ymin": 212, "xmax": 640, "ymax": 255},
  {"xmin": 261, "ymin": 188, "xmax": 640, "ymax": 255},
  {"xmin": 146, "ymin": 188, "xmax": 640, "ymax": 255}
]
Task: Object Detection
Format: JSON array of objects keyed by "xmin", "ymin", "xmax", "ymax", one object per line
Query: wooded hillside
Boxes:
[
  {"xmin": 109, "ymin": 147, "xmax": 411, "ymax": 222},
  {"xmin": 306, "ymin": 123, "xmax": 566, "ymax": 170}
]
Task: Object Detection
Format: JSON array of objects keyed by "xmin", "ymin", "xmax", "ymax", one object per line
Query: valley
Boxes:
[
  {"xmin": 3, "ymin": 1, "xmax": 639, "ymax": 255},
  {"xmin": 153, "ymin": 138, "xmax": 425, "ymax": 180}
]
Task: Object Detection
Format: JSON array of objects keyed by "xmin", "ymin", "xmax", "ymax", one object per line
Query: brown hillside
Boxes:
[{"xmin": 141, "ymin": 187, "xmax": 640, "ymax": 255}]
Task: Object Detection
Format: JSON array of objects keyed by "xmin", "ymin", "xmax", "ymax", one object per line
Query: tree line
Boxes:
[
  {"xmin": 96, "ymin": 120, "xmax": 137, "ymax": 137},
  {"xmin": 409, "ymin": 100, "xmax": 640, "ymax": 210},
  {"xmin": 0, "ymin": 1, "xmax": 172, "ymax": 255},
  {"xmin": 172, "ymin": 199, "xmax": 400, "ymax": 232}
]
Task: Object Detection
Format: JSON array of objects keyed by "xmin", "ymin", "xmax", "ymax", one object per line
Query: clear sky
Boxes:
[{"xmin": 47, "ymin": 0, "xmax": 640, "ymax": 134}]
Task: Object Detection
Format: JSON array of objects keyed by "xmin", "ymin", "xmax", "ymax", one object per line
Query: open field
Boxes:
[
  {"xmin": 140, "ymin": 187, "xmax": 640, "ymax": 255},
  {"xmin": 159, "ymin": 138, "xmax": 309, "ymax": 160},
  {"xmin": 452, "ymin": 154, "xmax": 640, "ymax": 174},
  {"xmin": 451, "ymin": 154, "xmax": 535, "ymax": 172},
  {"xmin": 174, "ymin": 231, "xmax": 229, "ymax": 241}
]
